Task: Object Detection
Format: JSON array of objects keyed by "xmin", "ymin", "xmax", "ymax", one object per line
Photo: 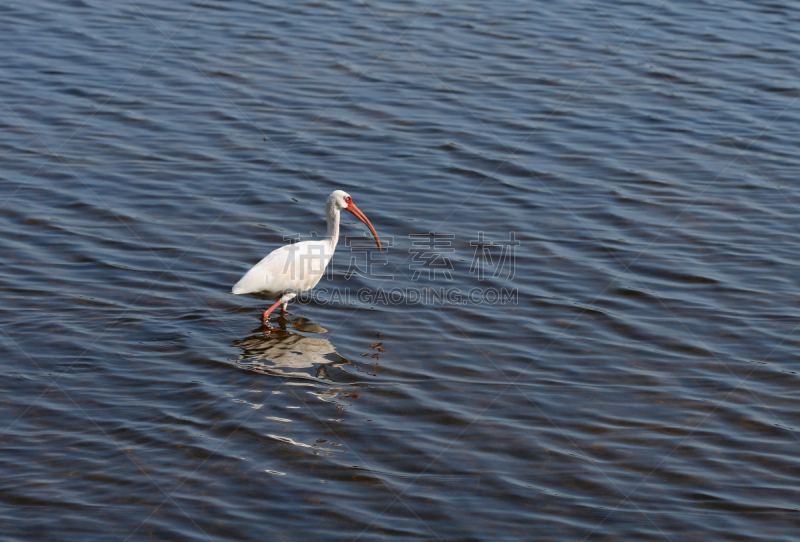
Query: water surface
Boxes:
[{"xmin": 1, "ymin": 0, "xmax": 799, "ymax": 540}]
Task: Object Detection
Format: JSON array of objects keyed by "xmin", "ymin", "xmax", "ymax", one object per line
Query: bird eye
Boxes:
[{"xmin": 345, "ymin": 197, "xmax": 351, "ymax": 203}]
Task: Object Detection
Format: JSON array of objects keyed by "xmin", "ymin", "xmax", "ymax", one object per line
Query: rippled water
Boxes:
[{"xmin": 2, "ymin": 0, "xmax": 800, "ymax": 540}]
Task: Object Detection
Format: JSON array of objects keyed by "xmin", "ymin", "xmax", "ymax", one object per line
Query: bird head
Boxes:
[{"xmin": 328, "ymin": 190, "xmax": 381, "ymax": 250}]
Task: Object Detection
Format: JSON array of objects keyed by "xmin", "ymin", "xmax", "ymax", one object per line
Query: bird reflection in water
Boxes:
[{"xmin": 233, "ymin": 318, "xmax": 375, "ymax": 404}]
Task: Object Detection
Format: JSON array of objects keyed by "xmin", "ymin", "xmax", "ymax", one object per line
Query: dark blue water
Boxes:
[{"xmin": 2, "ymin": 0, "xmax": 800, "ymax": 540}]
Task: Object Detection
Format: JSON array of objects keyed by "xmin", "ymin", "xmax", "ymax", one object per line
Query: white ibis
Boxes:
[{"xmin": 232, "ymin": 190, "xmax": 381, "ymax": 325}]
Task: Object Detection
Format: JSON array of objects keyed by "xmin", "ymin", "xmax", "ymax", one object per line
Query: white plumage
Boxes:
[{"xmin": 232, "ymin": 190, "xmax": 380, "ymax": 325}]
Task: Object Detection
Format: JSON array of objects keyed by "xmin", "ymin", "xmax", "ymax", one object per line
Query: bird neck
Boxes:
[{"xmin": 325, "ymin": 207, "xmax": 341, "ymax": 251}]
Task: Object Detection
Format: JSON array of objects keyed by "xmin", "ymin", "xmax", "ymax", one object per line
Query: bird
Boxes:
[{"xmin": 232, "ymin": 190, "xmax": 381, "ymax": 325}]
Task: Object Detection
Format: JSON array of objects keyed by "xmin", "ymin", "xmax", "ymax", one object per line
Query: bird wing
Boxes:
[{"xmin": 231, "ymin": 241, "xmax": 332, "ymax": 296}]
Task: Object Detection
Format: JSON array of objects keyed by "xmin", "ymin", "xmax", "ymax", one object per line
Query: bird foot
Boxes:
[{"xmin": 261, "ymin": 322, "xmax": 279, "ymax": 337}]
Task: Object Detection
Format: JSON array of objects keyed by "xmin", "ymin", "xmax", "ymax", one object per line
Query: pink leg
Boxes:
[{"xmin": 262, "ymin": 299, "xmax": 283, "ymax": 325}]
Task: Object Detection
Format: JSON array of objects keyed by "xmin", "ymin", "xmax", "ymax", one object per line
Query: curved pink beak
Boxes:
[{"xmin": 346, "ymin": 201, "xmax": 381, "ymax": 250}]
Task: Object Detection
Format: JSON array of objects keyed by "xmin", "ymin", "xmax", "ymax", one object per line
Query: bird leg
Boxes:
[
  {"xmin": 262, "ymin": 299, "xmax": 284, "ymax": 325},
  {"xmin": 281, "ymin": 302, "xmax": 289, "ymax": 315}
]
